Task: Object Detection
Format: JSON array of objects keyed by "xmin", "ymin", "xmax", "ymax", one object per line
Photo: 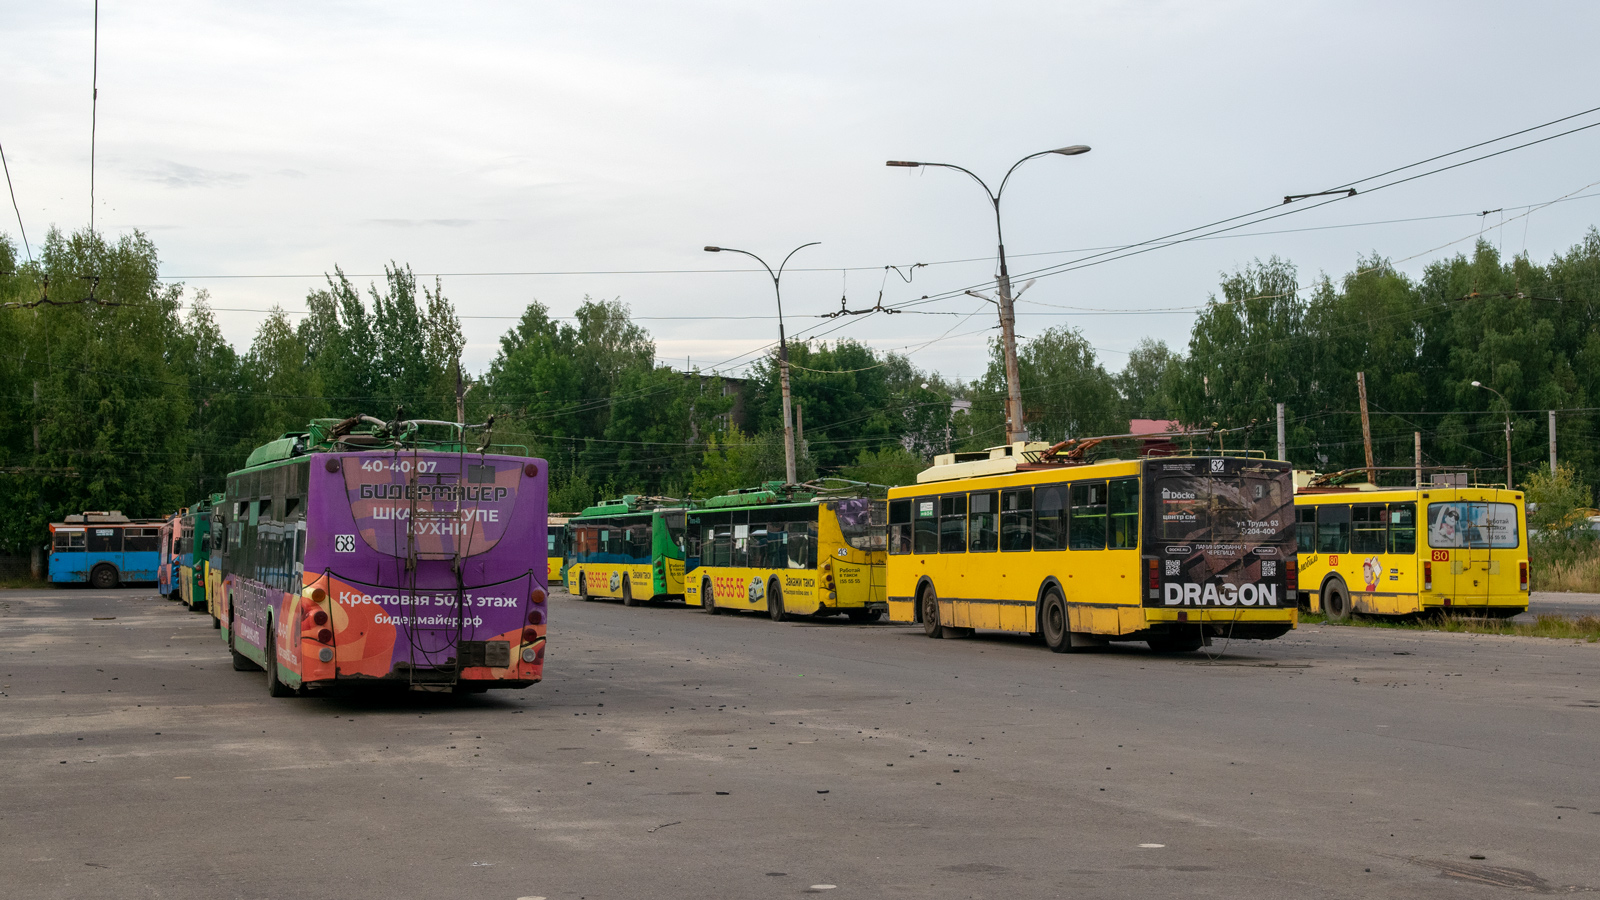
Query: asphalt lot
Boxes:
[{"xmin": 2, "ymin": 586, "xmax": 1597, "ymax": 900}]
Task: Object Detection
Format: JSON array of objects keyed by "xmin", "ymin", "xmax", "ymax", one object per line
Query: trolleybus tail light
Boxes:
[
  {"xmin": 1423, "ymin": 561, "xmax": 1433, "ymax": 591},
  {"xmin": 521, "ymin": 628, "xmax": 540, "ymax": 646},
  {"xmin": 1519, "ymin": 561, "xmax": 1528, "ymax": 592},
  {"xmin": 304, "ymin": 608, "xmax": 329, "ymax": 627},
  {"xmin": 528, "ymin": 609, "xmax": 544, "ymax": 625},
  {"xmin": 318, "ymin": 647, "xmax": 334, "ymax": 663},
  {"xmin": 311, "ymin": 587, "xmax": 327, "ymax": 604},
  {"xmin": 530, "ymin": 587, "xmax": 547, "ymax": 606},
  {"xmin": 1284, "ymin": 557, "xmax": 1298, "ymax": 601},
  {"xmin": 1147, "ymin": 559, "xmax": 1159, "ymax": 595},
  {"xmin": 521, "ymin": 646, "xmax": 539, "ymax": 664},
  {"xmin": 309, "ymin": 627, "xmax": 332, "ymax": 644}
]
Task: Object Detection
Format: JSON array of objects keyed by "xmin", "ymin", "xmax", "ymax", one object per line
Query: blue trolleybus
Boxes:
[{"xmin": 49, "ymin": 511, "xmax": 164, "ymax": 588}]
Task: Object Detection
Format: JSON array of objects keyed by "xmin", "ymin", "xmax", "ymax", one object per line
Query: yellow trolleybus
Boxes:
[
  {"xmin": 684, "ymin": 484, "xmax": 887, "ymax": 621},
  {"xmin": 566, "ymin": 496, "xmax": 691, "ymax": 605},
  {"xmin": 885, "ymin": 442, "xmax": 1299, "ymax": 652},
  {"xmin": 1294, "ymin": 470, "xmax": 1529, "ymax": 620},
  {"xmin": 547, "ymin": 515, "xmax": 569, "ymax": 586}
]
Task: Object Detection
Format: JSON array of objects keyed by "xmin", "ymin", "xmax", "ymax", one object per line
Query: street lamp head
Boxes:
[
  {"xmin": 704, "ymin": 246, "xmax": 722, "ymax": 252},
  {"xmin": 1471, "ymin": 380, "xmax": 1483, "ymax": 388},
  {"xmin": 885, "ymin": 160, "xmax": 921, "ymax": 167},
  {"xmin": 1051, "ymin": 145, "xmax": 1091, "ymax": 156}
]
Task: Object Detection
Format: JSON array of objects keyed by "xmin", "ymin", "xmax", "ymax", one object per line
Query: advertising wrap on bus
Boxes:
[{"xmin": 1144, "ymin": 458, "xmax": 1295, "ymax": 609}]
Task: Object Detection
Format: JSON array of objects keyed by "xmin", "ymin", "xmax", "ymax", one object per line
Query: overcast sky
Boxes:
[{"xmin": 5, "ymin": 1, "xmax": 1600, "ymax": 382}]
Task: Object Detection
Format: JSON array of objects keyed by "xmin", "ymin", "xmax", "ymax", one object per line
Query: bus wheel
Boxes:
[
  {"xmin": 1323, "ymin": 578, "xmax": 1352, "ymax": 623},
  {"xmin": 265, "ymin": 620, "xmax": 293, "ymax": 698},
  {"xmin": 1040, "ymin": 589, "xmax": 1072, "ymax": 653},
  {"xmin": 230, "ymin": 631, "xmax": 259, "ymax": 671},
  {"xmin": 768, "ymin": 579, "xmax": 787, "ymax": 622},
  {"xmin": 578, "ymin": 574, "xmax": 592, "ymax": 601},
  {"xmin": 90, "ymin": 564, "xmax": 119, "ymax": 590},
  {"xmin": 703, "ymin": 579, "xmax": 719, "ymax": 615},
  {"xmin": 211, "ymin": 614, "xmax": 221, "ymax": 630},
  {"xmin": 621, "ymin": 576, "xmax": 638, "ymax": 607},
  {"xmin": 920, "ymin": 585, "xmax": 955, "ymax": 638}
]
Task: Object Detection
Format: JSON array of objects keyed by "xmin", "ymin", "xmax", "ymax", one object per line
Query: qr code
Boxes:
[
  {"xmin": 1261, "ymin": 560, "xmax": 1277, "ymax": 576},
  {"xmin": 334, "ymin": 534, "xmax": 356, "ymax": 553},
  {"xmin": 1164, "ymin": 559, "xmax": 1181, "ymax": 576}
]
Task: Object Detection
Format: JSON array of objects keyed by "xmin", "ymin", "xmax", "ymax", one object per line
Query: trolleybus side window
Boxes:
[
  {"xmin": 1351, "ymin": 504, "xmax": 1386, "ymax": 553},
  {"xmin": 888, "ymin": 499, "xmax": 912, "ymax": 555},
  {"xmin": 1034, "ymin": 484, "xmax": 1067, "ymax": 551},
  {"xmin": 1296, "ymin": 507, "xmax": 1316, "ymax": 553},
  {"xmin": 1000, "ymin": 488, "xmax": 1032, "ymax": 551},
  {"xmin": 55, "ymin": 529, "xmax": 86, "ymax": 551},
  {"xmin": 1316, "ymin": 504, "xmax": 1350, "ymax": 554},
  {"xmin": 968, "ymin": 491, "xmax": 998, "ymax": 553},
  {"xmin": 1388, "ymin": 503, "xmax": 1416, "ymax": 554},
  {"xmin": 1109, "ymin": 478, "xmax": 1139, "ymax": 549},
  {"xmin": 1070, "ymin": 481, "xmax": 1107, "ymax": 551},
  {"xmin": 733, "ymin": 517, "xmax": 750, "ymax": 567},
  {"xmin": 939, "ymin": 495, "xmax": 967, "ymax": 553},
  {"xmin": 88, "ymin": 527, "xmax": 122, "ymax": 553},
  {"xmin": 913, "ymin": 498, "xmax": 938, "ymax": 554},
  {"xmin": 749, "ymin": 522, "xmax": 772, "ymax": 568}
]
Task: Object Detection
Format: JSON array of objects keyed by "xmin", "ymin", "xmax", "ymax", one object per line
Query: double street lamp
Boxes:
[
  {"xmin": 1471, "ymin": 380, "xmax": 1514, "ymax": 487},
  {"xmin": 886, "ymin": 145, "xmax": 1091, "ymax": 444},
  {"xmin": 704, "ymin": 242, "xmax": 819, "ymax": 484}
]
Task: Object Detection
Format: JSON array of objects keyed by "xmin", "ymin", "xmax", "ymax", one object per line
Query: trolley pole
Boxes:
[
  {"xmin": 1276, "ymin": 402, "xmax": 1286, "ymax": 462},
  {"xmin": 887, "ymin": 145, "xmax": 1091, "ymax": 443},
  {"xmin": 704, "ymin": 242, "xmax": 819, "ymax": 484}
]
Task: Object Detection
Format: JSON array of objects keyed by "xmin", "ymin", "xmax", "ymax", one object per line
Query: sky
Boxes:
[{"xmin": 4, "ymin": 1, "xmax": 1600, "ymax": 384}]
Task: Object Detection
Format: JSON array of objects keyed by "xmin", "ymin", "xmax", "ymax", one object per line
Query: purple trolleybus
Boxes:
[{"xmin": 217, "ymin": 416, "xmax": 549, "ymax": 696}]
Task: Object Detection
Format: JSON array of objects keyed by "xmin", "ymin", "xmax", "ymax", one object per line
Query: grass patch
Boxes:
[
  {"xmin": 0, "ymin": 575, "xmax": 51, "ymax": 589},
  {"xmin": 1531, "ymin": 537, "xmax": 1600, "ymax": 592},
  {"xmin": 1302, "ymin": 610, "xmax": 1600, "ymax": 642}
]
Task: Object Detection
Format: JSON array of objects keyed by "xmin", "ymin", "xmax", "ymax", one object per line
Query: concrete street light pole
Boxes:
[
  {"xmin": 705, "ymin": 242, "xmax": 819, "ymax": 484},
  {"xmin": 887, "ymin": 146, "xmax": 1090, "ymax": 443},
  {"xmin": 1471, "ymin": 380, "xmax": 1513, "ymax": 487}
]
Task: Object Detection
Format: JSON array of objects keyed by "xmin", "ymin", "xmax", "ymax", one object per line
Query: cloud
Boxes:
[
  {"xmin": 135, "ymin": 161, "xmax": 249, "ymax": 189},
  {"xmin": 365, "ymin": 218, "xmax": 479, "ymax": 228}
]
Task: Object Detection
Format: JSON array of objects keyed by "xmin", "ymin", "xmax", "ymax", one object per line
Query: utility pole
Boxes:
[
  {"xmin": 1275, "ymin": 402, "xmax": 1286, "ymax": 462},
  {"xmin": 795, "ymin": 401, "xmax": 804, "ymax": 451},
  {"xmin": 704, "ymin": 243, "xmax": 818, "ymax": 484},
  {"xmin": 887, "ymin": 145, "xmax": 1091, "ymax": 444},
  {"xmin": 1414, "ymin": 432, "xmax": 1422, "ymax": 488},
  {"xmin": 1357, "ymin": 372, "xmax": 1376, "ymax": 485},
  {"xmin": 1550, "ymin": 410, "xmax": 1558, "ymax": 474}
]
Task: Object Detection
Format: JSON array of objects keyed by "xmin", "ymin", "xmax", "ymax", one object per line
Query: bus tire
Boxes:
[
  {"xmin": 1040, "ymin": 589, "xmax": 1073, "ymax": 653},
  {"xmin": 703, "ymin": 579, "xmax": 719, "ymax": 615},
  {"xmin": 768, "ymin": 579, "xmax": 787, "ymax": 622},
  {"xmin": 621, "ymin": 576, "xmax": 638, "ymax": 607},
  {"xmin": 1323, "ymin": 577, "xmax": 1352, "ymax": 623},
  {"xmin": 265, "ymin": 619, "xmax": 293, "ymax": 698},
  {"xmin": 229, "ymin": 625, "xmax": 260, "ymax": 672},
  {"xmin": 90, "ymin": 564, "xmax": 119, "ymax": 590},
  {"xmin": 211, "ymin": 614, "xmax": 221, "ymax": 630},
  {"xmin": 578, "ymin": 573, "xmax": 592, "ymax": 601},
  {"xmin": 921, "ymin": 584, "xmax": 964, "ymax": 638}
]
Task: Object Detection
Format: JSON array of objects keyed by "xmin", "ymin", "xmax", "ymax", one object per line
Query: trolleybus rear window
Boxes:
[
  {"xmin": 1157, "ymin": 474, "xmax": 1290, "ymax": 543},
  {"xmin": 1427, "ymin": 501, "xmax": 1519, "ymax": 549}
]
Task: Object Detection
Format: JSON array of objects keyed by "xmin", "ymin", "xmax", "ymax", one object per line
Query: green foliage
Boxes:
[
  {"xmin": 12, "ymin": 221, "xmax": 1600, "ymax": 555},
  {"xmin": 1523, "ymin": 463, "xmax": 1592, "ymax": 532},
  {"xmin": 838, "ymin": 445, "xmax": 925, "ymax": 490}
]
